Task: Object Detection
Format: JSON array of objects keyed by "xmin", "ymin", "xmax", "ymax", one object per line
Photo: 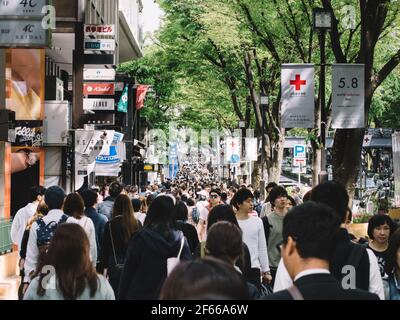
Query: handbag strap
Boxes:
[
  {"xmin": 109, "ymin": 222, "xmax": 118, "ymax": 266},
  {"xmin": 176, "ymin": 234, "xmax": 185, "ymax": 260},
  {"xmin": 287, "ymin": 284, "xmax": 304, "ymax": 300}
]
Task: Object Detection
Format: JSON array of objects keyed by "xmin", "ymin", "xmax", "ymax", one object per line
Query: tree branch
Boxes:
[
  {"xmin": 321, "ymin": 0, "xmax": 346, "ymax": 62},
  {"xmin": 373, "ymin": 48, "xmax": 400, "ymax": 91}
]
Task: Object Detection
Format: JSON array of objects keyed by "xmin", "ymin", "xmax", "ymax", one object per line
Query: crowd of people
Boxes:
[{"xmin": 9, "ymin": 163, "xmax": 400, "ymax": 300}]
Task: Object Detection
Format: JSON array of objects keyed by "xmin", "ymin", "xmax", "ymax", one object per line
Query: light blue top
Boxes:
[{"xmin": 23, "ymin": 274, "xmax": 115, "ymax": 300}]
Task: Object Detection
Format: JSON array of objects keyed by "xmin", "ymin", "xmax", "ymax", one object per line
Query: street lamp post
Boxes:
[
  {"xmin": 260, "ymin": 94, "xmax": 268, "ymax": 199},
  {"xmin": 313, "ymin": 8, "xmax": 332, "ymax": 184}
]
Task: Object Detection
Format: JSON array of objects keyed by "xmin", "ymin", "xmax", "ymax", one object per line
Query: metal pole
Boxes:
[{"xmin": 319, "ymin": 30, "xmax": 328, "ymax": 184}]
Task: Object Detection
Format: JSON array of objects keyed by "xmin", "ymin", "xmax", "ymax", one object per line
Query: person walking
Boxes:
[
  {"xmin": 118, "ymin": 195, "xmax": 192, "ymax": 300},
  {"xmin": 101, "ymin": 194, "xmax": 141, "ymax": 296},
  {"xmin": 23, "ymin": 223, "xmax": 115, "ymax": 300},
  {"xmin": 263, "ymin": 201, "xmax": 379, "ymax": 300},
  {"xmin": 231, "ymin": 188, "xmax": 271, "ymax": 290},
  {"xmin": 63, "ymin": 192, "xmax": 97, "ymax": 267}
]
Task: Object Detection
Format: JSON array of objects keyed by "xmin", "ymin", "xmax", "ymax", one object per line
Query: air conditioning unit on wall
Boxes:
[{"xmin": 43, "ymin": 101, "xmax": 71, "ymax": 146}]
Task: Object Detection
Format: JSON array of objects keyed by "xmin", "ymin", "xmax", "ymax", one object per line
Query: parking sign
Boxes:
[{"xmin": 294, "ymin": 145, "xmax": 306, "ymax": 158}]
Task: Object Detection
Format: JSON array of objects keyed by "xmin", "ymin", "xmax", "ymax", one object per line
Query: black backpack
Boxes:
[
  {"xmin": 36, "ymin": 214, "xmax": 69, "ymax": 250},
  {"xmin": 261, "ymin": 216, "xmax": 272, "ymax": 247}
]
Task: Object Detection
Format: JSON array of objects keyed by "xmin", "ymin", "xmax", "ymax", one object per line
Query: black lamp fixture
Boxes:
[{"xmin": 313, "ymin": 8, "xmax": 332, "ymax": 30}]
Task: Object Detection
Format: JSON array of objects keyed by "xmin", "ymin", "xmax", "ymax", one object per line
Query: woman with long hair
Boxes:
[
  {"xmin": 100, "ymin": 194, "xmax": 141, "ymax": 296},
  {"xmin": 384, "ymin": 228, "xmax": 400, "ymax": 300},
  {"xmin": 23, "ymin": 223, "xmax": 114, "ymax": 300},
  {"xmin": 63, "ymin": 192, "xmax": 97, "ymax": 267},
  {"xmin": 118, "ymin": 195, "xmax": 192, "ymax": 300}
]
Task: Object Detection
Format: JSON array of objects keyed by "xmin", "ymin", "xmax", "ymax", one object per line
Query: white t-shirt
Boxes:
[
  {"xmin": 134, "ymin": 211, "xmax": 146, "ymax": 225},
  {"xmin": 71, "ymin": 216, "xmax": 97, "ymax": 266},
  {"xmin": 237, "ymin": 216, "xmax": 270, "ymax": 272},
  {"xmin": 11, "ymin": 202, "xmax": 38, "ymax": 249}
]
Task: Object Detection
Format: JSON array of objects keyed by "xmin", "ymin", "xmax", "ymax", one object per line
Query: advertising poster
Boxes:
[
  {"xmin": 6, "ymin": 49, "xmax": 45, "ymax": 120},
  {"xmin": 10, "ymin": 147, "xmax": 44, "ymax": 217}
]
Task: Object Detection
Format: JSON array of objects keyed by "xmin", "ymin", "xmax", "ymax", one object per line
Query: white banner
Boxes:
[
  {"xmin": 281, "ymin": 64, "xmax": 315, "ymax": 128},
  {"xmin": 245, "ymin": 138, "xmax": 257, "ymax": 161},
  {"xmin": 225, "ymin": 137, "xmax": 240, "ymax": 164},
  {"xmin": 332, "ymin": 64, "xmax": 365, "ymax": 128},
  {"xmin": 74, "ymin": 130, "xmax": 106, "ymax": 190}
]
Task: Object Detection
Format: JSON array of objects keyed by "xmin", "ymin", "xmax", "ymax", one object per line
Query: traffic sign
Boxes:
[
  {"xmin": 294, "ymin": 145, "xmax": 306, "ymax": 158},
  {"xmin": 231, "ymin": 154, "xmax": 240, "ymax": 164},
  {"xmin": 293, "ymin": 157, "xmax": 306, "ymax": 166}
]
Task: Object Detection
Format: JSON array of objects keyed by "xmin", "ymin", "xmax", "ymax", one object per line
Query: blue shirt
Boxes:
[{"xmin": 86, "ymin": 207, "xmax": 108, "ymax": 259}]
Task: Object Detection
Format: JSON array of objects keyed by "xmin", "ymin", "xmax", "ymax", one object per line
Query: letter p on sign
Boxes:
[{"xmin": 294, "ymin": 145, "xmax": 306, "ymax": 158}]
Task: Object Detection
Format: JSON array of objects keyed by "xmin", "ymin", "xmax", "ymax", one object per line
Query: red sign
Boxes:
[
  {"xmin": 136, "ymin": 85, "xmax": 150, "ymax": 110},
  {"xmin": 84, "ymin": 83, "xmax": 115, "ymax": 95},
  {"xmin": 84, "ymin": 24, "xmax": 115, "ymax": 36},
  {"xmin": 290, "ymin": 74, "xmax": 307, "ymax": 91}
]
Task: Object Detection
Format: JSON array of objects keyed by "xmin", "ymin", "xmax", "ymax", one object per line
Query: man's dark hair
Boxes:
[
  {"xmin": 29, "ymin": 186, "xmax": 46, "ymax": 203},
  {"xmin": 230, "ymin": 188, "xmax": 253, "ymax": 210},
  {"xmin": 209, "ymin": 188, "xmax": 222, "ymax": 198},
  {"xmin": 367, "ymin": 214, "xmax": 397, "ymax": 239},
  {"xmin": 44, "ymin": 186, "xmax": 66, "ymax": 210},
  {"xmin": 283, "ymin": 201, "xmax": 340, "ymax": 261},
  {"xmin": 131, "ymin": 198, "xmax": 142, "ymax": 212},
  {"xmin": 310, "ymin": 181, "xmax": 349, "ymax": 225},
  {"xmin": 109, "ymin": 181, "xmax": 124, "ymax": 198},
  {"xmin": 269, "ymin": 186, "xmax": 288, "ymax": 205},
  {"xmin": 81, "ymin": 189, "xmax": 98, "ymax": 208},
  {"xmin": 384, "ymin": 228, "xmax": 400, "ymax": 275},
  {"xmin": 266, "ymin": 182, "xmax": 278, "ymax": 191}
]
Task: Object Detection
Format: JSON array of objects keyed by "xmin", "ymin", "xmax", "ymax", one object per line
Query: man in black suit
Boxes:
[{"xmin": 263, "ymin": 201, "xmax": 379, "ymax": 300}]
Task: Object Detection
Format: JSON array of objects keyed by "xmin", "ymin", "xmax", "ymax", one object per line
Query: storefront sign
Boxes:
[
  {"xmin": 84, "ymin": 54, "xmax": 114, "ymax": 65},
  {"xmin": 83, "ymin": 68, "xmax": 116, "ymax": 81},
  {"xmin": 84, "ymin": 83, "xmax": 115, "ymax": 95},
  {"xmin": 83, "ymin": 98, "xmax": 115, "ymax": 110},
  {"xmin": 85, "ymin": 113, "xmax": 115, "ymax": 126},
  {"xmin": 0, "ymin": 20, "xmax": 49, "ymax": 47},
  {"xmin": 84, "ymin": 24, "xmax": 115, "ymax": 36},
  {"xmin": 0, "ymin": 0, "xmax": 48, "ymax": 17},
  {"xmin": 332, "ymin": 64, "xmax": 365, "ymax": 128},
  {"xmin": 9, "ymin": 126, "xmax": 43, "ymax": 146},
  {"xmin": 84, "ymin": 38, "xmax": 115, "ymax": 51},
  {"xmin": 281, "ymin": 64, "xmax": 315, "ymax": 128}
]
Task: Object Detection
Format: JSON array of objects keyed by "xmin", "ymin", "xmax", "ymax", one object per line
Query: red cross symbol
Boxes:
[
  {"xmin": 230, "ymin": 141, "xmax": 236, "ymax": 148},
  {"xmin": 290, "ymin": 74, "xmax": 307, "ymax": 91},
  {"xmin": 364, "ymin": 137, "xmax": 370, "ymax": 143}
]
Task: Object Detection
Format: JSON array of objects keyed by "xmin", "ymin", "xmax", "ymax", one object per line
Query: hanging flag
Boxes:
[
  {"xmin": 245, "ymin": 138, "xmax": 258, "ymax": 161},
  {"xmin": 136, "ymin": 85, "xmax": 149, "ymax": 110},
  {"xmin": 331, "ymin": 64, "xmax": 365, "ymax": 129},
  {"xmin": 225, "ymin": 137, "xmax": 240, "ymax": 164},
  {"xmin": 281, "ymin": 64, "xmax": 315, "ymax": 128},
  {"xmin": 362, "ymin": 134, "xmax": 373, "ymax": 147},
  {"xmin": 117, "ymin": 85, "xmax": 128, "ymax": 113}
]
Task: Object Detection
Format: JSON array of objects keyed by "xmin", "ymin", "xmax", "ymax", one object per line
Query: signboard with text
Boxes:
[
  {"xmin": 84, "ymin": 24, "xmax": 115, "ymax": 36},
  {"xmin": 281, "ymin": 64, "xmax": 315, "ymax": 128},
  {"xmin": 83, "ymin": 68, "xmax": 116, "ymax": 81},
  {"xmin": 84, "ymin": 83, "xmax": 115, "ymax": 95},
  {"xmin": 83, "ymin": 98, "xmax": 115, "ymax": 110},
  {"xmin": 0, "ymin": 0, "xmax": 48, "ymax": 17},
  {"xmin": 84, "ymin": 38, "xmax": 115, "ymax": 51},
  {"xmin": 332, "ymin": 64, "xmax": 365, "ymax": 128},
  {"xmin": 0, "ymin": 20, "xmax": 49, "ymax": 47}
]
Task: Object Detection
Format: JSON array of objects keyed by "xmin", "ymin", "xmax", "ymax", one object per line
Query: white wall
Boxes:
[{"xmin": 119, "ymin": 0, "xmax": 143, "ymax": 46}]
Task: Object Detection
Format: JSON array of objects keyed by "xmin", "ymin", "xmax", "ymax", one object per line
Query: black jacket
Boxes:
[
  {"xmin": 330, "ymin": 228, "xmax": 370, "ymax": 291},
  {"xmin": 118, "ymin": 228, "xmax": 192, "ymax": 300},
  {"xmin": 176, "ymin": 220, "xmax": 199, "ymax": 255},
  {"xmin": 263, "ymin": 273, "xmax": 379, "ymax": 300}
]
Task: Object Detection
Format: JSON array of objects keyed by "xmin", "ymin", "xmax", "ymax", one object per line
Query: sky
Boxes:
[{"xmin": 141, "ymin": 0, "xmax": 163, "ymax": 34}]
